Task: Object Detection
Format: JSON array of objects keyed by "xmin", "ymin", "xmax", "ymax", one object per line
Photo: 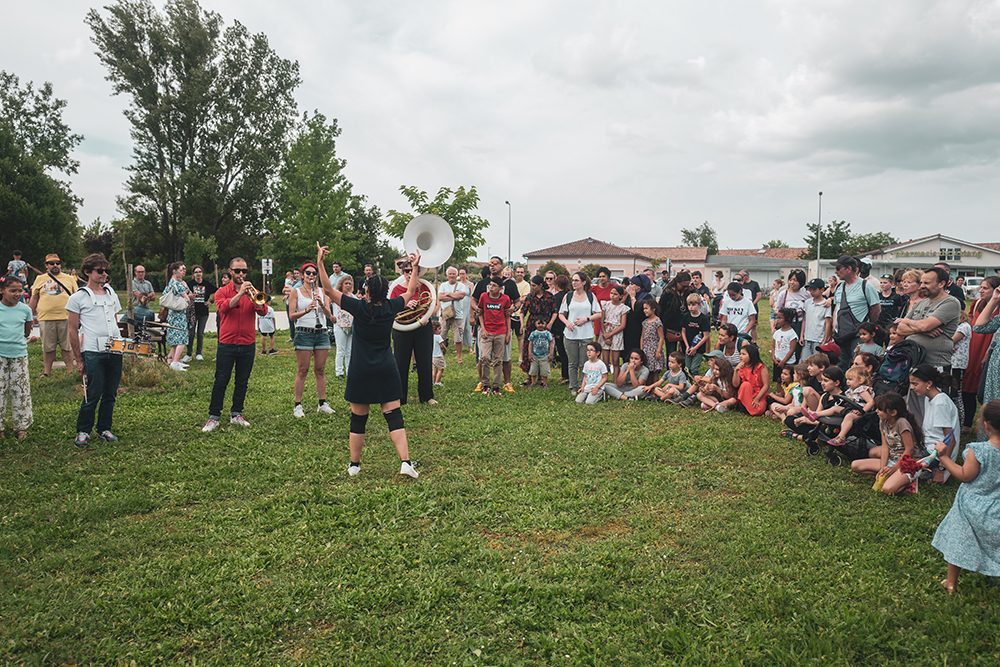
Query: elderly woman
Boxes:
[{"xmin": 897, "ymin": 268, "xmax": 924, "ymax": 317}]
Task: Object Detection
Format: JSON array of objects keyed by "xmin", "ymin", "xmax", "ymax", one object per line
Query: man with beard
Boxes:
[{"xmin": 28, "ymin": 252, "xmax": 78, "ymax": 376}]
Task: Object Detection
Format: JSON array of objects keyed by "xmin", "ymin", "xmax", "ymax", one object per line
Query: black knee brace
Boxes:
[
  {"xmin": 383, "ymin": 407, "xmax": 404, "ymax": 432},
  {"xmin": 349, "ymin": 411, "xmax": 369, "ymax": 434}
]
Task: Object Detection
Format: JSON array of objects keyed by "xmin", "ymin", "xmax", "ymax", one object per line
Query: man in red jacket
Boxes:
[{"xmin": 202, "ymin": 257, "xmax": 268, "ymax": 432}]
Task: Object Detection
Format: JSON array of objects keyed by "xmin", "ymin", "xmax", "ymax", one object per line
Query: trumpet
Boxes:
[{"xmin": 245, "ymin": 283, "xmax": 269, "ymax": 306}]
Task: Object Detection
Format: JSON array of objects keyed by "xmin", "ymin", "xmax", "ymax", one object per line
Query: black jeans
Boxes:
[
  {"xmin": 77, "ymin": 351, "xmax": 123, "ymax": 434},
  {"xmin": 393, "ymin": 324, "xmax": 434, "ymax": 404},
  {"xmin": 836, "ymin": 334, "xmax": 858, "ymax": 371},
  {"xmin": 209, "ymin": 343, "xmax": 256, "ymax": 418},
  {"xmin": 187, "ymin": 313, "xmax": 209, "ymax": 356}
]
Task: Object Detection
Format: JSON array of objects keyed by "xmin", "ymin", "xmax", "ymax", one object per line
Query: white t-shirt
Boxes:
[
  {"xmin": 720, "ymin": 293, "xmax": 756, "ymax": 333},
  {"xmin": 923, "ymin": 391, "xmax": 960, "ymax": 449},
  {"xmin": 258, "ymin": 306, "xmax": 276, "ymax": 334},
  {"xmin": 772, "ymin": 327, "xmax": 799, "ymax": 363},
  {"xmin": 775, "ymin": 287, "xmax": 809, "ymax": 319},
  {"xmin": 432, "ymin": 333, "xmax": 444, "ymax": 358},
  {"xmin": 560, "ymin": 293, "xmax": 602, "ymax": 341},
  {"xmin": 438, "ymin": 281, "xmax": 470, "ymax": 320},
  {"xmin": 581, "ymin": 359, "xmax": 609, "ymax": 388},
  {"xmin": 802, "ymin": 299, "xmax": 832, "ymax": 343},
  {"xmin": 65, "ymin": 285, "xmax": 122, "ymax": 353}
]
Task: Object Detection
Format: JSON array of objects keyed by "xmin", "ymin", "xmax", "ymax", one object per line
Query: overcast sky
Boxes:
[{"xmin": 4, "ymin": 0, "xmax": 1000, "ymax": 261}]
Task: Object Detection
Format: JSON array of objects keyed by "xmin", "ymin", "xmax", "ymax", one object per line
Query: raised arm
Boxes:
[
  {"xmin": 316, "ymin": 243, "xmax": 345, "ymax": 307},
  {"xmin": 400, "ymin": 252, "xmax": 422, "ymax": 304}
]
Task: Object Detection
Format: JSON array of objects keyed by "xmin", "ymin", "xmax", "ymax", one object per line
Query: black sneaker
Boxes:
[{"xmin": 492, "ymin": 386, "xmax": 502, "ymax": 396}]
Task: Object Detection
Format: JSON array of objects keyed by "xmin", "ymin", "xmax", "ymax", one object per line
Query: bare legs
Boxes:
[
  {"xmin": 348, "ymin": 400, "xmax": 411, "ymax": 464},
  {"xmin": 295, "ymin": 349, "xmax": 329, "ymax": 403}
]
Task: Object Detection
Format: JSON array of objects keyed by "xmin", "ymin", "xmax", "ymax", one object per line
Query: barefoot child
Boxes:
[
  {"xmin": 0, "ymin": 276, "xmax": 34, "ymax": 440},
  {"xmin": 931, "ymin": 400, "xmax": 1000, "ymax": 593},
  {"xmin": 527, "ymin": 318, "xmax": 555, "ymax": 387},
  {"xmin": 715, "ymin": 343, "xmax": 770, "ymax": 415}
]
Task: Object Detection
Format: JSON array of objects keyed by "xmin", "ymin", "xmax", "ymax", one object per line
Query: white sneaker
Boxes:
[
  {"xmin": 195, "ymin": 354, "xmax": 204, "ymax": 361},
  {"xmin": 169, "ymin": 361, "xmax": 188, "ymax": 371},
  {"xmin": 399, "ymin": 462, "xmax": 419, "ymax": 478},
  {"xmin": 201, "ymin": 418, "xmax": 219, "ymax": 433},
  {"xmin": 317, "ymin": 403, "xmax": 334, "ymax": 415},
  {"xmin": 230, "ymin": 415, "xmax": 251, "ymax": 427},
  {"xmin": 347, "ymin": 463, "xmax": 361, "ymax": 477},
  {"xmin": 181, "ymin": 355, "xmax": 192, "ymax": 363},
  {"xmin": 293, "ymin": 404, "xmax": 305, "ymax": 418},
  {"xmin": 714, "ymin": 403, "xmax": 729, "ymax": 413}
]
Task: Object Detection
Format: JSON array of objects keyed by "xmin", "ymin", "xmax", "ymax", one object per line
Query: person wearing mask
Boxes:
[{"xmin": 28, "ymin": 253, "xmax": 78, "ymax": 377}]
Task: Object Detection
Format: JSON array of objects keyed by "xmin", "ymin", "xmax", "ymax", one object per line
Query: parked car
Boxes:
[{"xmin": 964, "ymin": 276, "xmax": 984, "ymax": 298}]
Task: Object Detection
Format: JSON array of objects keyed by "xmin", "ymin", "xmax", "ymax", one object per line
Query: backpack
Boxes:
[
  {"xmin": 563, "ymin": 290, "xmax": 595, "ymax": 311},
  {"xmin": 874, "ymin": 339, "xmax": 926, "ymax": 396}
]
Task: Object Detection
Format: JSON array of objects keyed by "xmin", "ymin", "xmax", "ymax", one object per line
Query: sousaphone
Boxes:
[{"xmin": 394, "ymin": 214, "xmax": 454, "ymax": 331}]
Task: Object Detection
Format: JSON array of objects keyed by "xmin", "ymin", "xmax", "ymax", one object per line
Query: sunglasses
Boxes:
[
  {"xmin": 303, "ymin": 270, "xmax": 317, "ymax": 276},
  {"xmin": 92, "ymin": 268, "xmax": 108, "ymax": 275},
  {"xmin": 46, "ymin": 261, "xmax": 62, "ymax": 266},
  {"xmin": 231, "ymin": 268, "xmax": 248, "ymax": 274}
]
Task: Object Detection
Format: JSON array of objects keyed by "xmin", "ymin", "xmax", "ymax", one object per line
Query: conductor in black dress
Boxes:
[{"xmin": 316, "ymin": 243, "xmax": 422, "ymax": 478}]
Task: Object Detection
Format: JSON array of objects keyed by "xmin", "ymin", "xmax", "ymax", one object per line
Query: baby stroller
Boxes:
[
  {"xmin": 873, "ymin": 339, "xmax": 925, "ymax": 397},
  {"xmin": 786, "ymin": 395, "xmax": 879, "ymax": 466}
]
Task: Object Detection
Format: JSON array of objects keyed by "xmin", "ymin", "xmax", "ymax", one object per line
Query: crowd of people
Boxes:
[{"xmin": 2, "ymin": 247, "xmax": 999, "ymax": 590}]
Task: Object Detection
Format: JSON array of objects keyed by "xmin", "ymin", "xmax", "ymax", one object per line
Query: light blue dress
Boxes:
[{"xmin": 931, "ymin": 441, "xmax": 1000, "ymax": 576}]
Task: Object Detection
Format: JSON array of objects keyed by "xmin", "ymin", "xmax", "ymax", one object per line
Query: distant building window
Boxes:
[{"xmin": 939, "ymin": 247, "xmax": 962, "ymax": 262}]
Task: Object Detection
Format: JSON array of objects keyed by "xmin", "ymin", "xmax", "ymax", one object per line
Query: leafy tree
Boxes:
[
  {"xmin": 0, "ymin": 125, "xmax": 82, "ymax": 267},
  {"xmin": 763, "ymin": 239, "xmax": 790, "ymax": 249},
  {"xmin": 83, "ymin": 218, "xmax": 114, "ymax": 258},
  {"xmin": 86, "ymin": 0, "xmax": 300, "ymax": 265},
  {"xmin": 0, "ymin": 70, "xmax": 82, "ymax": 177},
  {"xmin": 580, "ymin": 263, "xmax": 604, "ymax": 280},
  {"xmin": 680, "ymin": 221, "xmax": 719, "ymax": 255},
  {"xmin": 264, "ymin": 112, "xmax": 354, "ymax": 273},
  {"xmin": 800, "ymin": 220, "xmax": 852, "ymax": 260},
  {"xmin": 844, "ymin": 232, "xmax": 898, "ymax": 256},
  {"xmin": 534, "ymin": 260, "xmax": 570, "ymax": 278},
  {"xmin": 345, "ymin": 195, "xmax": 399, "ymax": 276},
  {"xmin": 184, "ymin": 231, "xmax": 218, "ymax": 270},
  {"xmin": 386, "ymin": 186, "xmax": 490, "ymax": 268}
]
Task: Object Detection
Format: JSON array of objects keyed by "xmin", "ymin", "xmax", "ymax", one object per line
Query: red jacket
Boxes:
[{"xmin": 215, "ymin": 281, "xmax": 267, "ymax": 345}]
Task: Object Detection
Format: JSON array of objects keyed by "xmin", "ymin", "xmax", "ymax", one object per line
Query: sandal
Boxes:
[{"xmin": 826, "ymin": 436, "xmax": 845, "ymax": 447}]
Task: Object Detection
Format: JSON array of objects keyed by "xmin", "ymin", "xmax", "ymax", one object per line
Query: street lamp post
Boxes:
[
  {"xmin": 816, "ymin": 191, "xmax": 823, "ymax": 268},
  {"xmin": 505, "ymin": 200, "xmax": 511, "ymax": 267}
]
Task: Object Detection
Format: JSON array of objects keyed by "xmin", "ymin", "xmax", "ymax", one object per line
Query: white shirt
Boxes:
[
  {"xmin": 559, "ymin": 292, "xmax": 602, "ymax": 341},
  {"xmin": 720, "ymin": 292, "xmax": 756, "ymax": 333},
  {"xmin": 923, "ymin": 391, "xmax": 960, "ymax": 449},
  {"xmin": 438, "ymin": 281, "xmax": 470, "ymax": 320},
  {"xmin": 432, "ymin": 333, "xmax": 444, "ymax": 358},
  {"xmin": 772, "ymin": 327, "xmax": 799, "ymax": 363},
  {"xmin": 66, "ymin": 285, "xmax": 122, "ymax": 353},
  {"xmin": 802, "ymin": 299, "xmax": 832, "ymax": 343}
]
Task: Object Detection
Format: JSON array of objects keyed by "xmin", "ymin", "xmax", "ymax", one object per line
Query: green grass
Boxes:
[{"xmin": 1, "ymin": 310, "xmax": 997, "ymax": 665}]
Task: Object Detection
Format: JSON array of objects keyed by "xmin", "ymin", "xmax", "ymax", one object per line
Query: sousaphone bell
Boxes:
[{"xmin": 394, "ymin": 214, "xmax": 454, "ymax": 331}]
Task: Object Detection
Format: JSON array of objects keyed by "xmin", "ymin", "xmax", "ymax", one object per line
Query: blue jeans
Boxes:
[
  {"xmin": 77, "ymin": 351, "xmax": 123, "ymax": 434},
  {"xmin": 209, "ymin": 343, "xmax": 256, "ymax": 419}
]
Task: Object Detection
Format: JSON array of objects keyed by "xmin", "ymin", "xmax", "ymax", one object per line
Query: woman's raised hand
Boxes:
[{"xmin": 316, "ymin": 242, "xmax": 330, "ymax": 260}]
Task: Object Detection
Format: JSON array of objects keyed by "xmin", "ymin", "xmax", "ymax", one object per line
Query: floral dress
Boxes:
[
  {"xmin": 932, "ymin": 441, "xmax": 1000, "ymax": 576},
  {"xmin": 641, "ymin": 317, "xmax": 663, "ymax": 372},
  {"xmin": 602, "ymin": 302, "xmax": 630, "ymax": 351},
  {"xmin": 165, "ymin": 279, "xmax": 190, "ymax": 346},
  {"xmin": 973, "ymin": 314, "xmax": 1000, "ymax": 404}
]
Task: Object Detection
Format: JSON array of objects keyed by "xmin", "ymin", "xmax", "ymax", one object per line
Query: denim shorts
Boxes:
[{"xmin": 294, "ymin": 327, "xmax": 331, "ymax": 350}]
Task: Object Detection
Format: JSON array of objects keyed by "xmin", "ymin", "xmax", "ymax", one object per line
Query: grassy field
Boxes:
[{"xmin": 1, "ymin": 309, "xmax": 998, "ymax": 665}]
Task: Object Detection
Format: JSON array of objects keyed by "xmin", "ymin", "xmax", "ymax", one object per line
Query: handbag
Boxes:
[
  {"xmin": 159, "ymin": 285, "xmax": 187, "ymax": 311},
  {"xmin": 666, "ymin": 329, "xmax": 682, "ymax": 344},
  {"xmin": 442, "ymin": 302, "xmax": 455, "ymax": 319}
]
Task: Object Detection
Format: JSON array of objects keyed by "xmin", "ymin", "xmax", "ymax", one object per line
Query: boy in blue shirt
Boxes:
[{"xmin": 527, "ymin": 318, "xmax": 555, "ymax": 387}]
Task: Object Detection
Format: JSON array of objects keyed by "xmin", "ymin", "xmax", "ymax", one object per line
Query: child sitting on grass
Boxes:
[
  {"xmin": 784, "ymin": 366, "xmax": 847, "ymax": 449},
  {"xmin": 931, "ymin": 399, "xmax": 1000, "ymax": 594},
  {"xmin": 853, "ymin": 322, "xmax": 886, "ymax": 359},
  {"xmin": 766, "ymin": 365, "xmax": 802, "ymax": 420},
  {"xmin": 797, "ymin": 353, "xmax": 831, "ymax": 414},
  {"xmin": 673, "ymin": 349, "xmax": 724, "ymax": 407},
  {"xmin": 604, "ymin": 349, "xmax": 650, "ymax": 400},
  {"xmin": 649, "ymin": 352, "xmax": 689, "ymax": 402},
  {"xmin": 713, "ymin": 343, "xmax": 770, "ymax": 415},
  {"xmin": 576, "ymin": 341, "xmax": 608, "ymax": 404},
  {"xmin": 696, "ymin": 355, "xmax": 735, "ymax": 412},
  {"xmin": 851, "ymin": 392, "xmax": 927, "ymax": 495},
  {"xmin": 825, "ymin": 366, "xmax": 875, "ymax": 446},
  {"xmin": 527, "ymin": 318, "xmax": 555, "ymax": 387}
]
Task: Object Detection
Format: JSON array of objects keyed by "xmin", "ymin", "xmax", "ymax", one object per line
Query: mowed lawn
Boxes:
[{"xmin": 1, "ymin": 307, "xmax": 998, "ymax": 665}]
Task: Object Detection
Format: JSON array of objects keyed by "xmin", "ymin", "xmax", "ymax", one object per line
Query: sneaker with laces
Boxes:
[
  {"xmin": 293, "ymin": 404, "xmax": 305, "ymax": 418},
  {"xmin": 98, "ymin": 430, "xmax": 119, "ymax": 442},
  {"xmin": 181, "ymin": 355, "xmax": 192, "ymax": 363},
  {"xmin": 316, "ymin": 403, "xmax": 334, "ymax": 415},
  {"xmin": 399, "ymin": 462, "xmax": 419, "ymax": 478},
  {"xmin": 195, "ymin": 354, "xmax": 204, "ymax": 361},
  {"xmin": 201, "ymin": 418, "xmax": 220, "ymax": 433},
  {"xmin": 714, "ymin": 403, "xmax": 729, "ymax": 413},
  {"xmin": 502, "ymin": 382, "xmax": 515, "ymax": 394},
  {"xmin": 74, "ymin": 432, "xmax": 90, "ymax": 448},
  {"xmin": 474, "ymin": 382, "xmax": 484, "ymax": 393},
  {"xmin": 230, "ymin": 414, "xmax": 251, "ymax": 427},
  {"xmin": 347, "ymin": 463, "xmax": 361, "ymax": 477}
]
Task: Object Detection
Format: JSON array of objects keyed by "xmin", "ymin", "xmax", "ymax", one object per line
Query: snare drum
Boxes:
[{"xmin": 106, "ymin": 338, "xmax": 156, "ymax": 356}]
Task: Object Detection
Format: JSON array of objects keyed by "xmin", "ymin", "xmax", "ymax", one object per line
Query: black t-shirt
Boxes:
[
  {"xmin": 744, "ymin": 280, "xmax": 762, "ymax": 301},
  {"xmin": 694, "ymin": 284, "xmax": 711, "ymax": 299},
  {"xmin": 681, "ymin": 312, "xmax": 710, "ymax": 350},
  {"xmin": 947, "ymin": 283, "xmax": 966, "ymax": 309},
  {"xmin": 877, "ymin": 289, "xmax": 904, "ymax": 326},
  {"xmin": 658, "ymin": 285, "xmax": 693, "ymax": 331},
  {"xmin": 187, "ymin": 279, "xmax": 217, "ymax": 317}
]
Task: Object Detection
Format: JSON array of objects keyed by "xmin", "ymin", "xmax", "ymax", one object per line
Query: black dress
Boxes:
[{"xmin": 339, "ymin": 295, "xmax": 405, "ymax": 404}]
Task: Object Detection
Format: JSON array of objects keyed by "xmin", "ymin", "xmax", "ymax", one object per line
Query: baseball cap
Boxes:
[
  {"xmin": 818, "ymin": 340, "xmax": 841, "ymax": 357},
  {"xmin": 704, "ymin": 349, "xmax": 725, "ymax": 359},
  {"xmin": 45, "ymin": 253, "xmax": 62, "ymax": 263},
  {"xmin": 879, "ymin": 274, "xmax": 893, "ymax": 280},
  {"xmin": 806, "ymin": 278, "xmax": 826, "ymax": 290},
  {"xmin": 530, "ymin": 275, "xmax": 544, "ymax": 286}
]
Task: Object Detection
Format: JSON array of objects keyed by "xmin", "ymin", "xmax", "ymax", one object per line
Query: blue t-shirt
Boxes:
[
  {"xmin": 528, "ymin": 329, "xmax": 554, "ymax": 358},
  {"xmin": 834, "ymin": 280, "xmax": 879, "ymax": 324},
  {"xmin": 0, "ymin": 301, "xmax": 33, "ymax": 358}
]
